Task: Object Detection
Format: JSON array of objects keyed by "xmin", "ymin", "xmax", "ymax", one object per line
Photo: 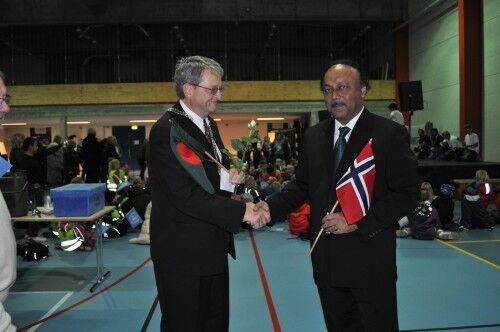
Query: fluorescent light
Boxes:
[
  {"xmin": 1, "ymin": 122, "xmax": 27, "ymax": 126},
  {"xmin": 131, "ymin": 125, "xmax": 138, "ymax": 130},
  {"xmin": 67, "ymin": 121, "xmax": 91, "ymax": 124},
  {"xmin": 213, "ymin": 118, "xmax": 221, "ymax": 122},
  {"xmin": 256, "ymin": 117, "xmax": 285, "ymax": 121},
  {"xmin": 129, "ymin": 120, "xmax": 157, "ymax": 123}
]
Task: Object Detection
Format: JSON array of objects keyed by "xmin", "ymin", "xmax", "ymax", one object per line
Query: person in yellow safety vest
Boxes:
[{"xmin": 107, "ymin": 158, "xmax": 127, "ymax": 192}]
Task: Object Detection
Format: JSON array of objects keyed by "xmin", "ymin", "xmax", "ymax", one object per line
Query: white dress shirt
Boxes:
[
  {"xmin": 334, "ymin": 106, "xmax": 365, "ymax": 146},
  {"xmin": 179, "ymin": 100, "xmax": 233, "ymax": 192}
]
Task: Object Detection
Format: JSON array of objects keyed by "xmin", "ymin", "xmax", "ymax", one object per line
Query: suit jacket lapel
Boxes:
[
  {"xmin": 208, "ymin": 116, "xmax": 231, "ymax": 169},
  {"xmin": 334, "ymin": 109, "xmax": 374, "ymax": 184},
  {"xmin": 170, "ymin": 102, "xmax": 214, "ymax": 156},
  {"xmin": 322, "ymin": 118, "xmax": 335, "ymax": 178},
  {"xmin": 170, "ymin": 103, "xmax": 230, "ymax": 172}
]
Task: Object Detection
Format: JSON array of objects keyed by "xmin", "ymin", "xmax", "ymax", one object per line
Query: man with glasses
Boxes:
[
  {"xmin": 0, "ymin": 70, "xmax": 17, "ymax": 332},
  {"xmin": 257, "ymin": 60, "xmax": 420, "ymax": 331},
  {"xmin": 149, "ymin": 56, "xmax": 269, "ymax": 331}
]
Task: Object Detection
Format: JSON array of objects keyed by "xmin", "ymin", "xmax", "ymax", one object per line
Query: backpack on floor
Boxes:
[
  {"xmin": 58, "ymin": 222, "xmax": 95, "ymax": 251},
  {"xmin": 17, "ymin": 239, "xmax": 49, "ymax": 261}
]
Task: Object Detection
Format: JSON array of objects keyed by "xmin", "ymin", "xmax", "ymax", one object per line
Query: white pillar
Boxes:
[
  {"xmin": 59, "ymin": 116, "xmax": 67, "ymax": 139},
  {"xmin": 309, "ymin": 111, "xmax": 319, "ymax": 127}
]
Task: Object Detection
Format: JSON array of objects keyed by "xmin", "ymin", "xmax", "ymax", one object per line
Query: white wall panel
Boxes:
[
  {"xmin": 409, "ymin": 6, "xmax": 459, "ymax": 136},
  {"xmin": 483, "ymin": 0, "xmax": 500, "ymax": 161}
]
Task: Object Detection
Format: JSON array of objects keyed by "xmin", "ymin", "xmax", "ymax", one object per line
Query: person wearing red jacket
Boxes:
[{"xmin": 288, "ymin": 203, "xmax": 310, "ymax": 236}]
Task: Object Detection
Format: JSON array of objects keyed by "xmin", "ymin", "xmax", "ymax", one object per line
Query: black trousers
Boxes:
[
  {"xmin": 154, "ymin": 267, "xmax": 229, "ymax": 332},
  {"xmin": 317, "ymin": 284, "xmax": 398, "ymax": 332}
]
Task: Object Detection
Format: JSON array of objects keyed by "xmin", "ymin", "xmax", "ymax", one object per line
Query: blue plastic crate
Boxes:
[{"xmin": 50, "ymin": 183, "xmax": 106, "ymax": 217}]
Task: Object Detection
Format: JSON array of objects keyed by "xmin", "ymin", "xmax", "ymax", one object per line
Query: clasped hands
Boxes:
[
  {"xmin": 321, "ymin": 212, "xmax": 358, "ymax": 234},
  {"xmin": 228, "ymin": 168, "xmax": 270, "ymax": 229},
  {"xmin": 243, "ymin": 202, "xmax": 270, "ymax": 229}
]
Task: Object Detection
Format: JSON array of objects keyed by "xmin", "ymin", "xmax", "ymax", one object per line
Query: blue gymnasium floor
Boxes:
[{"xmin": 5, "ymin": 224, "xmax": 500, "ymax": 332}]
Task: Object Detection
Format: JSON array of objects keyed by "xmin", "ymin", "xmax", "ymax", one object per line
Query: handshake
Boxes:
[{"xmin": 243, "ymin": 202, "xmax": 271, "ymax": 229}]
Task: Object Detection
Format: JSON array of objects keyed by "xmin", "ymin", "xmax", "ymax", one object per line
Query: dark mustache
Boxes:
[{"xmin": 331, "ymin": 102, "xmax": 346, "ymax": 108}]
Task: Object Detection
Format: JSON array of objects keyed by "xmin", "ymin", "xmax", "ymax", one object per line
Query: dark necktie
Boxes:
[
  {"xmin": 203, "ymin": 119, "xmax": 219, "ymax": 161},
  {"xmin": 333, "ymin": 126, "xmax": 350, "ymax": 172}
]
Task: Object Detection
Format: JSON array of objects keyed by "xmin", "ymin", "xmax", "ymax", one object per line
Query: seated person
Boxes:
[
  {"xmin": 460, "ymin": 182, "xmax": 495, "ymax": 230},
  {"xmin": 414, "ymin": 129, "xmax": 431, "ymax": 159},
  {"xmin": 432, "ymin": 184, "xmax": 460, "ymax": 231},
  {"xmin": 474, "ymin": 169, "xmax": 500, "ymax": 210},
  {"xmin": 457, "ymin": 124, "xmax": 479, "ymax": 162},
  {"xmin": 107, "ymin": 159, "xmax": 127, "ymax": 190},
  {"xmin": 129, "ymin": 202, "xmax": 151, "ymax": 245},
  {"xmin": 448, "ymin": 132, "xmax": 463, "ymax": 150},
  {"xmin": 52, "ymin": 176, "xmax": 95, "ymax": 251},
  {"xmin": 120, "ymin": 177, "xmax": 151, "ymax": 221},
  {"xmin": 437, "ymin": 131, "xmax": 456, "ymax": 161},
  {"xmin": 397, "ymin": 182, "xmax": 458, "ymax": 240},
  {"xmin": 105, "ymin": 158, "xmax": 127, "ymax": 202},
  {"xmin": 428, "ymin": 128, "xmax": 444, "ymax": 159}
]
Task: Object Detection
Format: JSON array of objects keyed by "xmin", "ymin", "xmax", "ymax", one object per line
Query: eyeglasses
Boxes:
[
  {"xmin": 0, "ymin": 94, "xmax": 10, "ymax": 103},
  {"xmin": 322, "ymin": 84, "xmax": 351, "ymax": 96},
  {"xmin": 191, "ymin": 84, "xmax": 224, "ymax": 95}
]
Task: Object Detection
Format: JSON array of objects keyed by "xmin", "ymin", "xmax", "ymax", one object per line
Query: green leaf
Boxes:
[
  {"xmin": 241, "ymin": 136, "xmax": 252, "ymax": 146},
  {"xmin": 220, "ymin": 148, "xmax": 234, "ymax": 158},
  {"xmin": 231, "ymin": 158, "xmax": 244, "ymax": 170},
  {"xmin": 231, "ymin": 139, "xmax": 245, "ymax": 151}
]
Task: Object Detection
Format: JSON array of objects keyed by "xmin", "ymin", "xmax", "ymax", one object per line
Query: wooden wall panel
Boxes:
[{"xmin": 8, "ymin": 80, "xmax": 395, "ymax": 107}]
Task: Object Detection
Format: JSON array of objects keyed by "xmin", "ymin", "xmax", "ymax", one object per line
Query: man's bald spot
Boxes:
[{"xmin": 328, "ymin": 64, "xmax": 364, "ymax": 90}]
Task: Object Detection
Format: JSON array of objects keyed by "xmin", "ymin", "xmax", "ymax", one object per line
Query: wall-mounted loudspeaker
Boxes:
[{"xmin": 399, "ymin": 81, "xmax": 424, "ymax": 111}]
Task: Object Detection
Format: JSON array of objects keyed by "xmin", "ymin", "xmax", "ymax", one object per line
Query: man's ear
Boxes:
[
  {"xmin": 361, "ymin": 85, "xmax": 367, "ymax": 98},
  {"xmin": 182, "ymin": 83, "xmax": 193, "ymax": 98}
]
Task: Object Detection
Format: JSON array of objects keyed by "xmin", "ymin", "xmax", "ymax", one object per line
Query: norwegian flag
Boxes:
[{"xmin": 335, "ymin": 140, "xmax": 376, "ymax": 224}]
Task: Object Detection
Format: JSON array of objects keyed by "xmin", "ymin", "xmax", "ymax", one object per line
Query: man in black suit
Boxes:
[
  {"xmin": 258, "ymin": 60, "xmax": 420, "ymax": 331},
  {"xmin": 149, "ymin": 56, "xmax": 268, "ymax": 331}
]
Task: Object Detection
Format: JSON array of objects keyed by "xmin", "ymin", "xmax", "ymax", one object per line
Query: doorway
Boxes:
[{"xmin": 111, "ymin": 125, "xmax": 145, "ymax": 172}]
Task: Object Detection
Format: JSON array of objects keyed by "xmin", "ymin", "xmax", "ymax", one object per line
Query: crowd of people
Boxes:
[
  {"xmin": 1, "ymin": 57, "xmax": 498, "ymax": 331},
  {"xmin": 395, "ymin": 169, "xmax": 499, "ymax": 242},
  {"xmin": 6, "ymin": 129, "xmax": 152, "ymax": 243},
  {"xmin": 385, "ymin": 102, "xmax": 480, "ymax": 162},
  {"xmin": 413, "ymin": 123, "xmax": 480, "ymax": 162}
]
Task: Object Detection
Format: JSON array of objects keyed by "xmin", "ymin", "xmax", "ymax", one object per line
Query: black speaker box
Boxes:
[{"xmin": 399, "ymin": 81, "xmax": 424, "ymax": 111}]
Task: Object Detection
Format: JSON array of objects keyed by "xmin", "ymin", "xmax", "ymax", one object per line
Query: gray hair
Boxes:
[{"xmin": 174, "ymin": 56, "xmax": 223, "ymax": 99}]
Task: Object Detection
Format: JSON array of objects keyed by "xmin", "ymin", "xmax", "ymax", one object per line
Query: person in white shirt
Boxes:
[
  {"xmin": 388, "ymin": 102, "xmax": 405, "ymax": 126},
  {"xmin": 458, "ymin": 124, "xmax": 479, "ymax": 161},
  {"xmin": 0, "ymin": 69, "xmax": 17, "ymax": 332},
  {"xmin": 448, "ymin": 134, "xmax": 463, "ymax": 150}
]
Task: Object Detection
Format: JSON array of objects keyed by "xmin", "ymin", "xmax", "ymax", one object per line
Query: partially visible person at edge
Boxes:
[
  {"xmin": 256, "ymin": 60, "xmax": 420, "ymax": 331},
  {"xmin": 0, "ymin": 69, "xmax": 17, "ymax": 332},
  {"xmin": 148, "ymin": 55, "xmax": 270, "ymax": 331},
  {"xmin": 388, "ymin": 101, "xmax": 405, "ymax": 126}
]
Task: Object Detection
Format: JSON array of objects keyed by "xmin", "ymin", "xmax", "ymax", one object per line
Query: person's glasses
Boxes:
[
  {"xmin": 322, "ymin": 84, "xmax": 350, "ymax": 96},
  {"xmin": 191, "ymin": 84, "xmax": 224, "ymax": 95},
  {"xmin": 0, "ymin": 94, "xmax": 10, "ymax": 103}
]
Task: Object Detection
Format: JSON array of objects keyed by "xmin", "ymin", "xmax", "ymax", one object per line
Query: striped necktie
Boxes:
[{"xmin": 204, "ymin": 119, "xmax": 219, "ymax": 161}]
